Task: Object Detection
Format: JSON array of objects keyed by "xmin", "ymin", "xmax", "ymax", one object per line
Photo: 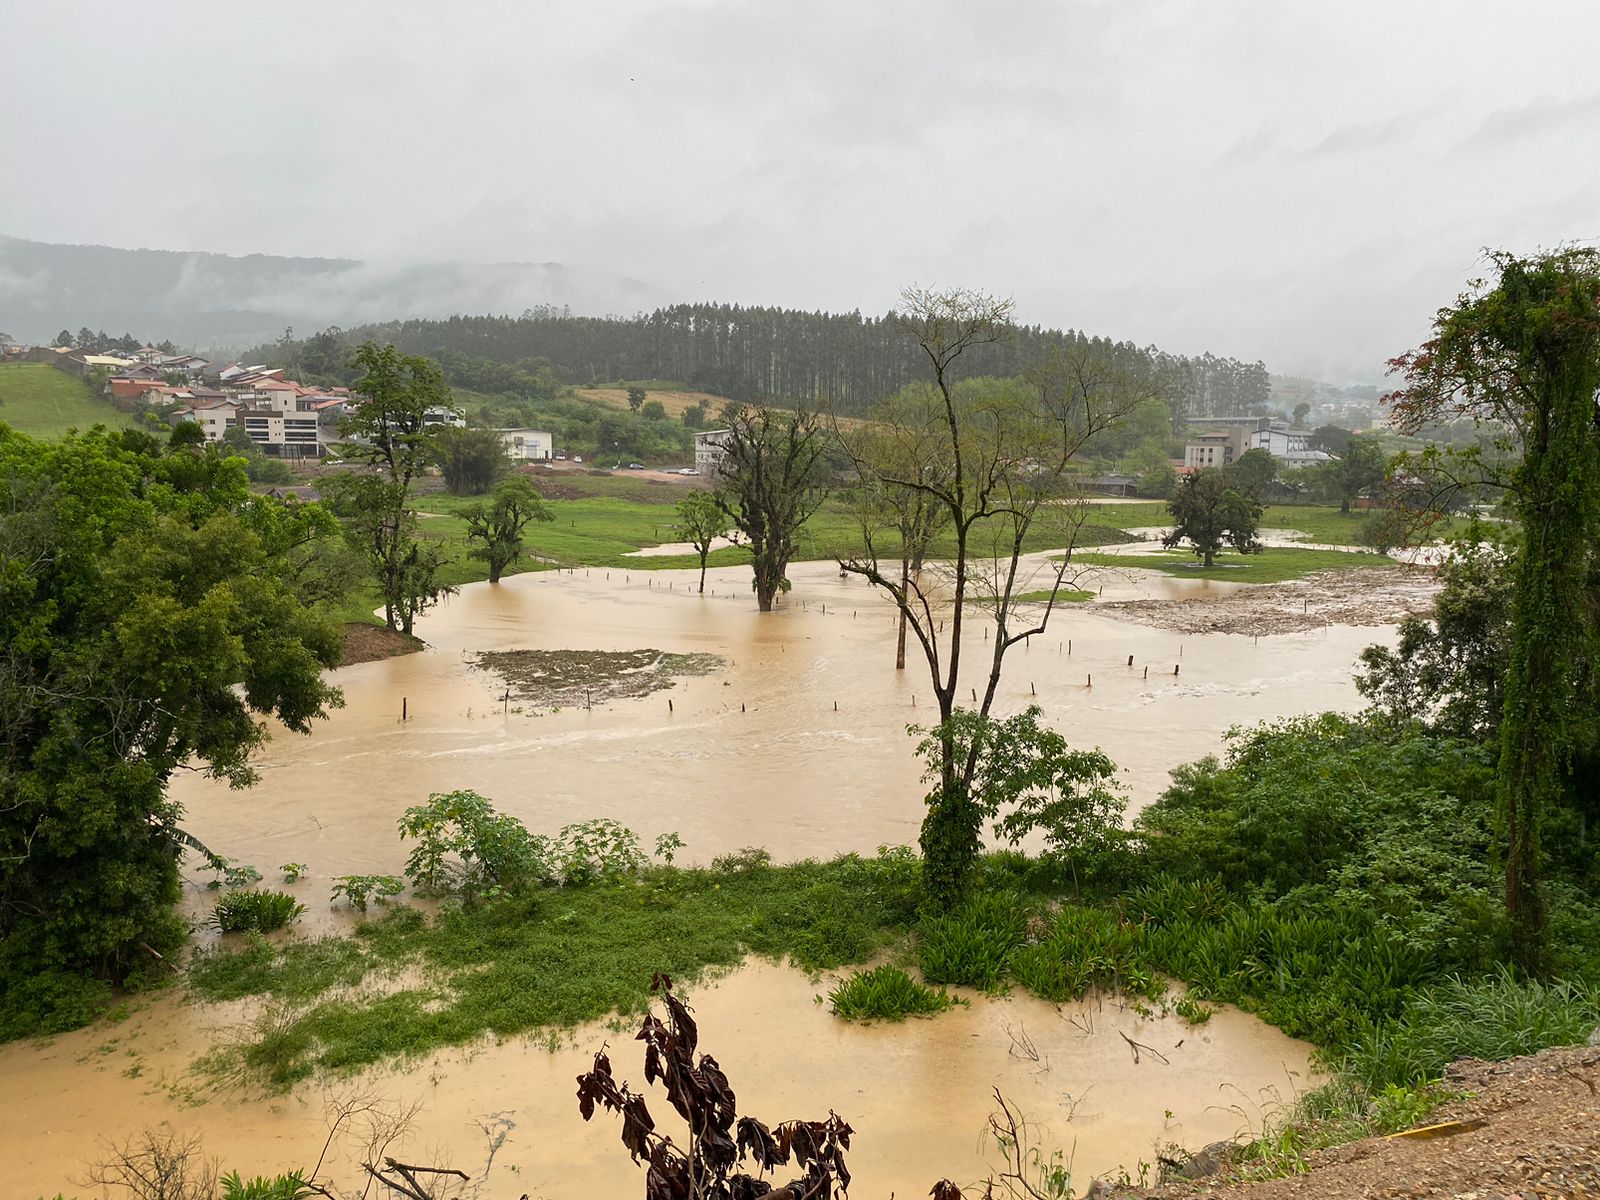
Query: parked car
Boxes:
[
  {"xmin": 555, "ymin": 453, "xmax": 567, "ymax": 461},
  {"xmin": 677, "ymin": 467, "xmax": 699, "ymax": 476},
  {"xmin": 573, "ymin": 455, "xmax": 583, "ymax": 464},
  {"xmin": 628, "ymin": 462, "xmax": 646, "ymax": 470}
]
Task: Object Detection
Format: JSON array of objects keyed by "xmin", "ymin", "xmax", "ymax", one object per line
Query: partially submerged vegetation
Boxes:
[
  {"xmin": 471, "ymin": 648, "xmax": 725, "ymax": 708},
  {"xmin": 1068, "ymin": 546, "xmax": 1393, "ymax": 583}
]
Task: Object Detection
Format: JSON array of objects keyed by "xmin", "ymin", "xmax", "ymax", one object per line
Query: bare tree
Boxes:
[{"xmin": 838, "ymin": 287, "xmax": 1165, "ymax": 901}]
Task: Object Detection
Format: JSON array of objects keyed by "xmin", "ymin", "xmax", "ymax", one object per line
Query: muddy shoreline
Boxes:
[{"xmin": 1093, "ymin": 566, "xmax": 1439, "ymax": 635}]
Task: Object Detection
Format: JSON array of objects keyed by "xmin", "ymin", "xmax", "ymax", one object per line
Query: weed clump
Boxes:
[
  {"xmin": 829, "ymin": 965, "xmax": 960, "ymax": 1022},
  {"xmin": 210, "ymin": 890, "xmax": 304, "ymax": 934}
]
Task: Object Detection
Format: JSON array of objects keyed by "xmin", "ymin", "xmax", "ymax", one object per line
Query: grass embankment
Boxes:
[
  {"xmin": 0, "ymin": 363, "xmax": 139, "ymax": 438},
  {"xmin": 1068, "ymin": 547, "xmax": 1390, "ymax": 583},
  {"xmin": 190, "ymin": 851, "xmax": 922, "ymax": 1086}
]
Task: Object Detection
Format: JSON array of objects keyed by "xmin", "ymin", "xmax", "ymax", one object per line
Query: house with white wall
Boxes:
[{"xmin": 498, "ymin": 428, "xmax": 554, "ymax": 461}]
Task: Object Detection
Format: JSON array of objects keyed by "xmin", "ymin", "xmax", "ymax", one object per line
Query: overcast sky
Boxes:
[{"xmin": 4, "ymin": 1, "xmax": 1598, "ymax": 382}]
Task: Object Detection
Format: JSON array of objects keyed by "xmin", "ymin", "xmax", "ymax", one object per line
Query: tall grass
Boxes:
[
  {"xmin": 1341, "ymin": 966, "xmax": 1600, "ymax": 1089},
  {"xmin": 917, "ymin": 891, "xmax": 1031, "ymax": 990}
]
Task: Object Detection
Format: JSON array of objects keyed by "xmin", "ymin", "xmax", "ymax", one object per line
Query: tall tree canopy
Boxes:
[
  {"xmin": 328, "ymin": 343, "xmax": 457, "ymax": 634},
  {"xmin": 1163, "ymin": 467, "xmax": 1264, "ymax": 568},
  {"xmin": 0, "ymin": 427, "xmax": 343, "ymax": 1034},
  {"xmin": 1388, "ymin": 247, "xmax": 1600, "ymax": 971},
  {"xmin": 252, "ymin": 305, "xmax": 1270, "ymax": 420}
]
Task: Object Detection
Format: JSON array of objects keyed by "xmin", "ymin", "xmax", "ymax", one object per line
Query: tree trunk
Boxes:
[
  {"xmin": 895, "ymin": 552, "xmax": 909, "ymax": 669},
  {"xmin": 698, "ymin": 552, "xmax": 707, "ymax": 594},
  {"xmin": 1203, "ymin": 548, "xmax": 1214, "ymax": 568},
  {"xmin": 488, "ymin": 562, "xmax": 503, "ymax": 584},
  {"xmin": 1340, "ymin": 497, "xmax": 1351, "ymax": 515}
]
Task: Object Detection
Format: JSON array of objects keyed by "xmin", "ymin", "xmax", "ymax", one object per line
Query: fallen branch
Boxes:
[{"xmin": 1119, "ymin": 1031, "xmax": 1169, "ymax": 1065}]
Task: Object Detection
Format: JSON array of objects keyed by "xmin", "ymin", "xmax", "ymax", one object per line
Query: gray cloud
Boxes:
[{"xmin": 2, "ymin": 0, "xmax": 1598, "ymax": 383}]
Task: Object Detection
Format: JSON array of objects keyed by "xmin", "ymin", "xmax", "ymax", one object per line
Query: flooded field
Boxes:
[
  {"xmin": 166, "ymin": 557, "xmax": 1398, "ymax": 889},
  {"xmin": 10, "ymin": 960, "xmax": 1317, "ymax": 1196},
  {"xmin": 9, "ymin": 555, "xmax": 1391, "ymax": 1195}
]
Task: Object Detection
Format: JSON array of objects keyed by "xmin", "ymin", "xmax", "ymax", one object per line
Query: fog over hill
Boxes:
[{"xmin": 0, "ymin": 236, "xmax": 671, "ymax": 350}]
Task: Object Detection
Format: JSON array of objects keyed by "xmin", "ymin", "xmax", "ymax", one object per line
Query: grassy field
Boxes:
[
  {"xmin": 1083, "ymin": 500, "xmax": 1392, "ymax": 548},
  {"xmin": 0, "ymin": 363, "xmax": 140, "ymax": 438},
  {"xmin": 1069, "ymin": 546, "xmax": 1392, "ymax": 583},
  {"xmin": 575, "ymin": 386, "xmax": 728, "ymax": 420}
]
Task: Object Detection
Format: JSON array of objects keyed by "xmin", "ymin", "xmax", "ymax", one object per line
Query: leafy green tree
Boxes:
[
  {"xmin": 329, "ymin": 343, "xmax": 457, "ymax": 634},
  {"xmin": 714, "ymin": 402, "xmax": 832, "ymax": 611},
  {"xmin": 1226, "ymin": 446, "xmax": 1277, "ymax": 496},
  {"xmin": 915, "ymin": 706, "xmax": 1124, "ymax": 889},
  {"xmin": 670, "ymin": 488, "xmax": 728, "ymax": 594},
  {"xmin": 1309, "ymin": 424, "xmax": 1354, "ymax": 456},
  {"xmin": 1388, "ymin": 248, "xmax": 1600, "ymax": 970},
  {"xmin": 1358, "ymin": 540, "xmax": 1514, "ymax": 738},
  {"xmin": 0, "ymin": 428, "xmax": 342, "ymax": 1035},
  {"xmin": 463, "ymin": 476, "xmax": 553, "ymax": 582},
  {"xmin": 1163, "ymin": 468, "xmax": 1264, "ymax": 567},
  {"xmin": 435, "ymin": 426, "xmax": 508, "ymax": 495},
  {"xmin": 52, "ymin": 329, "xmax": 73, "ymax": 348},
  {"xmin": 1324, "ymin": 434, "xmax": 1387, "ymax": 515},
  {"xmin": 681, "ymin": 402, "xmax": 708, "ymax": 429},
  {"xmin": 640, "ymin": 399, "xmax": 667, "ymax": 421},
  {"xmin": 1293, "ymin": 401, "xmax": 1312, "ymax": 426},
  {"xmin": 627, "ymin": 386, "xmax": 646, "ymax": 413}
]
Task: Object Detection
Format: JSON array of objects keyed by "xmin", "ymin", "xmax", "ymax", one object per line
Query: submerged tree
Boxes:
[
  {"xmin": 839, "ymin": 286, "xmax": 1164, "ymax": 902},
  {"xmin": 463, "ymin": 476, "xmax": 554, "ymax": 583},
  {"xmin": 1163, "ymin": 467, "xmax": 1264, "ymax": 568},
  {"xmin": 330, "ymin": 343, "xmax": 457, "ymax": 634},
  {"xmin": 1387, "ymin": 247, "xmax": 1600, "ymax": 971},
  {"xmin": 673, "ymin": 488, "xmax": 729, "ymax": 594},
  {"xmin": 713, "ymin": 402, "xmax": 832, "ymax": 611}
]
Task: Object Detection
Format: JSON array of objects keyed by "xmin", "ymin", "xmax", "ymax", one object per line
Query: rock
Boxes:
[
  {"xmin": 1587, "ymin": 1025, "xmax": 1600, "ymax": 1047},
  {"xmin": 1181, "ymin": 1139, "xmax": 1235, "ymax": 1180}
]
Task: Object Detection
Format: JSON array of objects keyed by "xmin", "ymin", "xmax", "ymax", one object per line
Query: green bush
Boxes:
[
  {"xmin": 398, "ymin": 790, "xmax": 551, "ymax": 900},
  {"xmin": 211, "ymin": 890, "xmax": 305, "ymax": 934},
  {"xmin": 0, "ymin": 969, "xmax": 113, "ymax": 1040},
  {"xmin": 221, "ymin": 1170, "xmax": 311, "ymax": 1199},
  {"xmin": 829, "ymin": 965, "xmax": 959, "ymax": 1021},
  {"xmin": 330, "ymin": 873, "xmax": 405, "ymax": 911},
  {"xmin": 917, "ymin": 890, "xmax": 1030, "ymax": 990}
]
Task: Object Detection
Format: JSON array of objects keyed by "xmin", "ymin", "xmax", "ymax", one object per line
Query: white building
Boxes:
[
  {"xmin": 498, "ymin": 427, "xmax": 554, "ymax": 461},
  {"xmin": 694, "ymin": 428, "xmax": 733, "ymax": 476}
]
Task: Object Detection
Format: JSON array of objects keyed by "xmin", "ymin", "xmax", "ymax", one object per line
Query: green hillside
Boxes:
[{"xmin": 0, "ymin": 363, "xmax": 140, "ymax": 438}]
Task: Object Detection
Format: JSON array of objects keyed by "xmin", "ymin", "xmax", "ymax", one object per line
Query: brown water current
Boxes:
[
  {"xmin": 8, "ymin": 558, "xmax": 1373, "ymax": 1192},
  {"xmin": 9, "ymin": 961, "xmax": 1316, "ymax": 1196},
  {"xmin": 167, "ymin": 558, "xmax": 1386, "ymax": 891}
]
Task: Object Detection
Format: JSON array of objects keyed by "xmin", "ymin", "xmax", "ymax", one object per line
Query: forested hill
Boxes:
[{"xmin": 272, "ymin": 307, "xmax": 1273, "ymax": 418}]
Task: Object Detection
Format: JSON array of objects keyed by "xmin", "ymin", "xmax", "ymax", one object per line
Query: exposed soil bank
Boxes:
[
  {"xmin": 1125, "ymin": 1043, "xmax": 1600, "ymax": 1200},
  {"xmin": 473, "ymin": 647, "xmax": 725, "ymax": 707},
  {"xmin": 340, "ymin": 622, "xmax": 422, "ymax": 665},
  {"xmin": 1095, "ymin": 567, "xmax": 1439, "ymax": 636}
]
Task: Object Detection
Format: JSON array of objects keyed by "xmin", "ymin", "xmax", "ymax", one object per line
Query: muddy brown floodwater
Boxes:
[
  {"xmin": 10, "ymin": 555, "xmax": 1380, "ymax": 1194},
  {"xmin": 10, "ymin": 961, "xmax": 1317, "ymax": 1197}
]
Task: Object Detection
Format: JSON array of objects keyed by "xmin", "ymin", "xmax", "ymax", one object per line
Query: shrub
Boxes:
[
  {"xmin": 554, "ymin": 818, "xmax": 646, "ymax": 883},
  {"xmin": 202, "ymin": 854, "xmax": 263, "ymax": 891},
  {"xmin": 279, "ymin": 863, "xmax": 307, "ymax": 884},
  {"xmin": 917, "ymin": 890, "xmax": 1030, "ymax": 990},
  {"xmin": 0, "ymin": 969, "xmax": 113, "ymax": 1040},
  {"xmin": 398, "ymin": 789, "xmax": 551, "ymax": 900},
  {"xmin": 329, "ymin": 874, "xmax": 405, "ymax": 912},
  {"xmin": 220, "ymin": 1169, "xmax": 311, "ymax": 1199},
  {"xmin": 211, "ymin": 890, "xmax": 305, "ymax": 934},
  {"xmin": 829, "ymin": 965, "xmax": 959, "ymax": 1021},
  {"xmin": 1009, "ymin": 906, "xmax": 1163, "ymax": 1003}
]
